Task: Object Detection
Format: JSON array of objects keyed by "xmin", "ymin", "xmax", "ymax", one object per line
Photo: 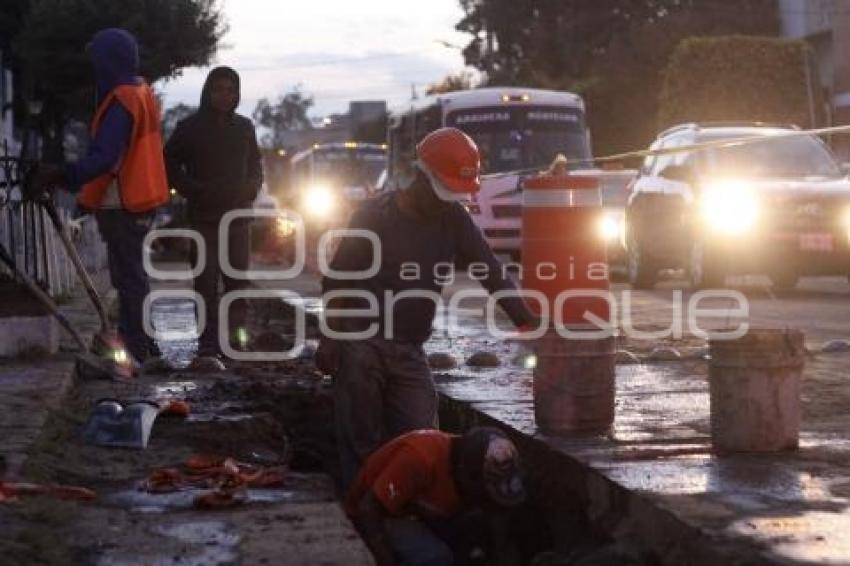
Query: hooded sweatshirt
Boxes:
[
  {"xmin": 163, "ymin": 66, "xmax": 263, "ymax": 218},
  {"xmin": 65, "ymin": 28, "xmax": 140, "ymax": 191}
]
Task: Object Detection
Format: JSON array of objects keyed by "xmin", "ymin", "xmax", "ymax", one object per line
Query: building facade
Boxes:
[
  {"xmin": 0, "ymin": 48, "xmax": 18, "ymax": 155},
  {"xmin": 780, "ymin": 0, "xmax": 850, "ymax": 156}
]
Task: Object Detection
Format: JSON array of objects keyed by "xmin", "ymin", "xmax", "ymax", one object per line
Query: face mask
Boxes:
[{"xmin": 395, "ymin": 163, "xmax": 419, "ymax": 191}]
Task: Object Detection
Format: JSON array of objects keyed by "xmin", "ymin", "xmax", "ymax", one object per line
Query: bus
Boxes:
[
  {"xmin": 288, "ymin": 142, "xmax": 387, "ymax": 225},
  {"xmin": 387, "ymin": 87, "xmax": 593, "ymax": 257}
]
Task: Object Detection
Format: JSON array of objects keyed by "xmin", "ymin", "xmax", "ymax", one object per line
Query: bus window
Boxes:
[{"xmin": 446, "ymin": 106, "xmax": 591, "ymax": 174}]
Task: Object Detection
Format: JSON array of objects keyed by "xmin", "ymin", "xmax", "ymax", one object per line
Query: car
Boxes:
[
  {"xmin": 586, "ymin": 167, "xmax": 637, "ymax": 268},
  {"xmin": 625, "ymin": 122, "xmax": 850, "ymax": 289}
]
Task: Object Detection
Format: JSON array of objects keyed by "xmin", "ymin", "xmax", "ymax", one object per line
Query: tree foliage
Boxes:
[
  {"xmin": 454, "ymin": 0, "xmax": 779, "ymax": 155},
  {"xmin": 658, "ymin": 36, "xmax": 819, "ymax": 129},
  {"xmin": 583, "ymin": 0, "xmax": 778, "ymax": 155},
  {"xmin": 252, "ymin": 87, "xmax": 314, "ymax": 148},
  {"xmin": 426, "ymin": 71, "xmax": 475, "ymax": 95},
  {"xmin": 161, "ymin": 102, "xmax": 197, "ymax": 141},
  {"xmin": 456, "ymin": 0, "xmax": 675, "ymax": 85},
  {"xmin": 2, "ymin": 0, "xmax": 226, "ymax": 158},
  {"xmin": 0, "ymin": 0, "xmax": 28, "ymax": 49}
]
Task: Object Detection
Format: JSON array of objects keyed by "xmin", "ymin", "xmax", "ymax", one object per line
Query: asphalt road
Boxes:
[{"xmin": 247, "ymin": 266, "xmax": 850, "ymax": 347}]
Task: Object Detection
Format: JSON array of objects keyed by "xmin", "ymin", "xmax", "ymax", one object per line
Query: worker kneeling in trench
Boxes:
[{"xmin": 345, "ymin": 427, "xmax": 525, "ymax": 566}]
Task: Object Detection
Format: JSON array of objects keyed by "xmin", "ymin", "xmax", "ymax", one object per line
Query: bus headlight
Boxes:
[
  {"xmin": 304, "ymin": 186, "xmax": 335, "ymax": 218},
  {"xmin": 700, "ymin": 180, "xmax": 759, "ymax": 234}
]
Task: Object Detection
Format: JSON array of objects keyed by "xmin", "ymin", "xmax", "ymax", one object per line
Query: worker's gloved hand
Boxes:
[
  {"xmin": 516, "ymin": 314, "xmax": 544, "ymax": 334},
  {"xmin": 315, "ymin": 337, "xmax": 340, "ymax": 375},
  {"xmin": 26, "ymin": 163, "xmax": 67, "ymax": 201}
]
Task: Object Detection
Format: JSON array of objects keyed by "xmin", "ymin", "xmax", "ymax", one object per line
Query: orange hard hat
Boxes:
[{"xmin": 416, "ymin": 127, "xmax": 481, "ymax": 201}]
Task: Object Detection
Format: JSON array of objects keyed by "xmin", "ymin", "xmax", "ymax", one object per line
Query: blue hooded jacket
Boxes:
[{"xmin": 66, "ymin": 28, "xmax": 140, "ymax": 192}]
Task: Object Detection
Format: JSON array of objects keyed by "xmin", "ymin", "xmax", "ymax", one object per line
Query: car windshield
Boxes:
[
  {"xmin": 314, "ymin": 151, "xmax": 386, "ymax": 188},
  {"xmin": 697, "ymin": 132, "xmax": 842, "ymax": 179},
  {"xmin": 447, "ymin": 106, "xmax": 591, "ymax": 174}
]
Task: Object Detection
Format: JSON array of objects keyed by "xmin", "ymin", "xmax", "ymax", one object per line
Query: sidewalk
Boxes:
[
  {"xmin": 0, "ymin": 272, "xmax": 111, "ymax": 479},
  {"xmin": 0, "ymin": 268, "xmax": 374, "ymax": 565}
]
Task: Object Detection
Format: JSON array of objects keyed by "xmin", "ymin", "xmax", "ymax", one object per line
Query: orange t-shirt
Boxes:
[{"xmin": 345, "ymin": 430, "xmax": 462, "ymax": 518}]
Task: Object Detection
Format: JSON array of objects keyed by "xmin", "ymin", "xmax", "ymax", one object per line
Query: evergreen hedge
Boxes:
[{"xmin": 658, "ymin": 36, "xmax": 821, "ymax": 130}]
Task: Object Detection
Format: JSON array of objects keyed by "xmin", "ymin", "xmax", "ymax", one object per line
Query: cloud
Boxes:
[{"xmin": 157, "ymin": 0, "xmax": 471, "ymax": 117}]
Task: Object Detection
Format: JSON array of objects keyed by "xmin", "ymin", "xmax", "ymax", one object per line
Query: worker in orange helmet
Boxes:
[
  {"xmin": 346, "ymin": 427, "xmax": 526, "ymax": 566},
  {"xmin": 318, "ymin": 127, "xmax": 537, "ymax": 490}
]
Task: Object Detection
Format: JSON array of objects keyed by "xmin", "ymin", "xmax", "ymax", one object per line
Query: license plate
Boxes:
[{"xmin": 799, "ymin": 233, "xmax": 834, "ymax": 251}]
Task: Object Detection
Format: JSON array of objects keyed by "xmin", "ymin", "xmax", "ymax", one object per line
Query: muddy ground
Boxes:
[{"xmin": 0, "ymin": 354, "xmax": 373, "ymax": 565}]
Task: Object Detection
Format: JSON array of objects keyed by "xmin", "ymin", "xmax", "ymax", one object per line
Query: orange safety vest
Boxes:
[{"xmin": 78, "ymin": 82, "xmax": 169, "ymax": 212}]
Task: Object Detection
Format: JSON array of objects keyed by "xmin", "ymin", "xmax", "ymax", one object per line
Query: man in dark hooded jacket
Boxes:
[
  {"xmin": 32, "ymin": 28, "xmax": 168, "ymax": 366},
  {"xmin": 164, "ymin": 66, "xmax": 263, "ymax": 358}
]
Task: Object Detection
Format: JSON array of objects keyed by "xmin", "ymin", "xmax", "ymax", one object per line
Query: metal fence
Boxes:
[{"xmin": 0, "ymin": 196, "xmax": 109, "ymax": 298}]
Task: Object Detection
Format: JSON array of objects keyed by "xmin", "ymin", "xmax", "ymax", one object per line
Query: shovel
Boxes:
[
  {"xmin": 82, "ymin": 398, "xmax": 190, "ymax": 449},
  {"xmin": 38, "ymin": 198, "xmax": 118, "ymax": 356}
]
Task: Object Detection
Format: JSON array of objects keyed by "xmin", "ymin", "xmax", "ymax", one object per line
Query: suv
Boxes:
[{"xmin": 625, "ymin": 123, "xmax": 850, "ymax": 289}]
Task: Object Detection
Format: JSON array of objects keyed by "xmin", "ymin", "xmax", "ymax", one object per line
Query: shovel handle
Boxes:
[
  {"xmin": 0, "ymin": 242, "xmax": 88, "ymax": 351},
  {"xmin": 41, "ymin": 200, "xmax": 110, "ymax": 333}
]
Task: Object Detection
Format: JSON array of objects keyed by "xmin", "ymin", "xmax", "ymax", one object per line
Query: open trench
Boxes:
[{"xmin": 1, "ymin": 292, "xmax": 665, "ymax": 565}]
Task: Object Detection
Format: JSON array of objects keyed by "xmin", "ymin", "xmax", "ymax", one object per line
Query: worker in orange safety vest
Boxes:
[{"xmin": 32, "ymin": 28, "xmax": 169, "ymax": 366}]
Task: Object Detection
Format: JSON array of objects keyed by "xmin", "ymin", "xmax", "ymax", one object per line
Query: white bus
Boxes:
[{"xmin": 387, "ymin": 87, "xmax": 593, "ymax": 258}]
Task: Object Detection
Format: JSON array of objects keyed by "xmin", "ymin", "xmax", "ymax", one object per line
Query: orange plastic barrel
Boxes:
[
  {"xmin": 522, "ymin": 173, "xmax": 615, "ymax": 435},
  {"xmin": 709, "ymin": 329, "xmax": 804, "ymax": 453},
  {"xmin": 520, "ymin": 174, "xmax": 609, "ymax": 326},
  {"xmin": 534, "ymin": 328, "xmax": 616, "ymax": 434}
]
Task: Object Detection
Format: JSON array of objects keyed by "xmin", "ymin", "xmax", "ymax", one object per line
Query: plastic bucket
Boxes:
[
  {"xmin": 533, "ymin": 329, "xmax": 616, "ymax": 434},
  {"xmin": 709, "ymin": 328, "xmax": 805, "ymax": 453}
]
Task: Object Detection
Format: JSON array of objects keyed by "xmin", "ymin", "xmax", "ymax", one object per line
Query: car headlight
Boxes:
[
  {"xmin": 700, "ymin": 180, "xmax": 759, "ymax": 234},
  {"xmin": 275, "ymin": 216, "xmax": 297, "ymax": 237},
  {"xmin": 598, "ymin": 213, "xmax": 622, "ymax": 241},
  {"xmin": 303, "ymin": 186, "xmax": 335, "ymax": 218}
]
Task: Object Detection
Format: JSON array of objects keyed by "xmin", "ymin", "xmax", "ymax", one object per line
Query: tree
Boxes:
[
  {"xmin": 426, "ymin": 71, "xmax": 475, "ymax": 95},
  {"xmin": 455, "ymin": 0, "xmax": 676, "ymax": 85},
  {"xmin": 161, "ymin": 102, "xmax": 197, "ymax": 141},
  {"xmin": 6, "ymin": 0, "xmax": 226, "ymax": 159},
  {"xmin": 0, "ymin": 0, "xmax": 28, "ymax": 49},
  {"xmin": 453, "ymin": 0, "xmax": 779, "ymax": 155},
  {"xmin": 658, "ymin": 36, "xmax": 818, "ymax": 129},
  {"xmin": 582, "ymin": 0, "xmax": 778, "ymax": 155},
  {"xmin": 252, "ymin": 87, "xmax": 313, "ymax": 149}
]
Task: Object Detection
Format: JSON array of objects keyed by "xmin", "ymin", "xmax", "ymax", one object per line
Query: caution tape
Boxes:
[
  {"xmin": 588, "ymin": 123, "xmax": 850, "ymax": 165},
  {"xmin": 481, "ymin": 124, "xmax": 850, "ymax": 180}
]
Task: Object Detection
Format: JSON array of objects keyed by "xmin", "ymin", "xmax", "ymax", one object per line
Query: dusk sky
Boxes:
[{"xmin": 157, "ymin": 0, "xmax": 474, "ymax": 118}]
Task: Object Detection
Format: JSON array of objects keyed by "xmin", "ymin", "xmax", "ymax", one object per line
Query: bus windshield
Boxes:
[
  {"xmin": 446, "ymin": 106, "xmax": 591, "ymax": 174},
  {"xmin": 313, "ymin": 150, "xmax": 386, "ymax": 188}
]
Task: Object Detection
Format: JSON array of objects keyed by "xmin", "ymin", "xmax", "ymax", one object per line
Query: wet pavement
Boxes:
[{"xmin": 427, "ymin": 277, "xmax": 850, "ymax": 565}]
